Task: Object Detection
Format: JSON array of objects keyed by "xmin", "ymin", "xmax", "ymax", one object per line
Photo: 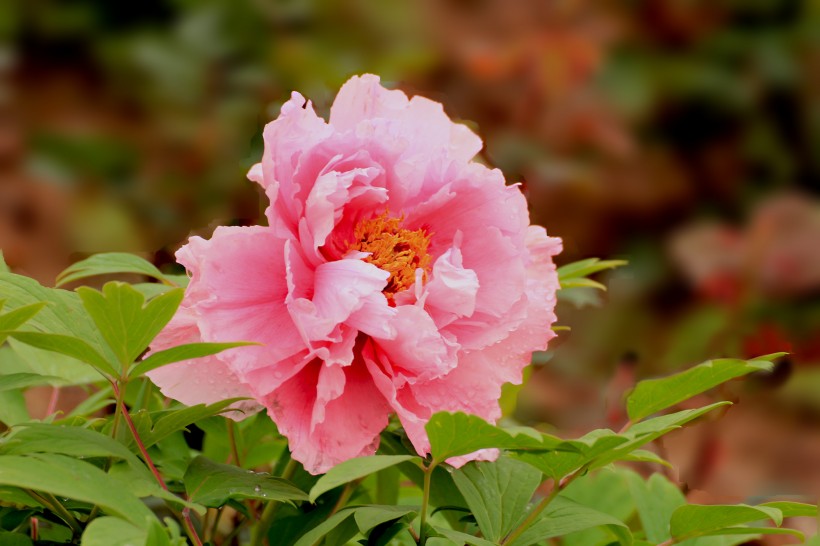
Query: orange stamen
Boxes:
[{"xmin": 348, "ymin": 212, "xmax": 432, "ymax": 302}]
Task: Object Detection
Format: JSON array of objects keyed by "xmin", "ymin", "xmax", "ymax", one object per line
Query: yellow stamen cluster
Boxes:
[{"xmin": 348, "ymin": 212, "xmax": 432, "ymax": 302}]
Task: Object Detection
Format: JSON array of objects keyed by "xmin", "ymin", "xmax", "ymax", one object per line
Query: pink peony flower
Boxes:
[{"xmin": 148, "ymin": 74, "xmax": 562, "ymax": 474}]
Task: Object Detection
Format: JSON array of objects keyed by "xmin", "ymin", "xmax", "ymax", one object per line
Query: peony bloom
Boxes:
[{"xmin": 148, "ymin": 75, "xmax": 561, "ymax": 474}]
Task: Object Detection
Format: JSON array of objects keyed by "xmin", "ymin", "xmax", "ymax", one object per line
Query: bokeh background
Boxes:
[{"xmin": 3, "ymin": 0, "xmax": 820, "ymax": 533}]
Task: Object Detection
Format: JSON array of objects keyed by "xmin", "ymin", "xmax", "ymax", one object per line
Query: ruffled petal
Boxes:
[
  {"xmin": 264, "ymin": 358, "xmax": 391, "ymax": 474},
  {"xmin": 373, "ymin": 305, "xmax": 457, "ymax": 384},
  {"xmin": 146, "ymin": 308, "xmax": 261, "ymax": 420},
  {"xmin": 190, "ymin": 226, "xmax": 308, "ymax": 378},
  {"xmin": 288, "ymin": 256, "xmax": 390, "ymax": 342},
  {"xmin": 329, "ymin": 74, "xmax": 482, "ymax": 165}
]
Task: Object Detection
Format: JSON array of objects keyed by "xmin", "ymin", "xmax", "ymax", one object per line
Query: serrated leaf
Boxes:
[
  {"xmin": 4, "ymin": 331, "xmax": 117, "ymax": 378},
  {"xmin": 184, "ymin": 456, "xmax": 307, "ymax": 507},
  {"xmin": 56, "ymin": 253, "xmax": 171, "ymax": 287},
  {"xmin": 627, "ymin": 355, "xmax": 784, "ymax": 421},
  {"xmin": 309, "ymin": 455, "xmax": 418, "ymax": 502},
  {"xmin": 507, "ymin": 497, "xmax": 632, "ymax": 546},
  {"xmin": 81, "ymin": 516, "xmax": 147, "ymax": 546},
  {"xmin": 670, "ymin": 504, "xmax": 785, "ymax": 542},
  {"xmin": 130, "ymin": 341, "xmax": 256, "ymax": 378},
  {"xmin": 77, "ymin": 282, "xmax": 184, "ymax": 368},
  {"xmin": 451, "ymin": 456, "xmax": 542, "ymax": 542},
  {"xmin": 0, "ymin": 453, "xmax": 154, "ymax": 527}
]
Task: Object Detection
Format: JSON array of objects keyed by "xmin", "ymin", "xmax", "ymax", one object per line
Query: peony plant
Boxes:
[{"xmin": 0, "ymin": 76, "xmax": 814, "ymax": 546}]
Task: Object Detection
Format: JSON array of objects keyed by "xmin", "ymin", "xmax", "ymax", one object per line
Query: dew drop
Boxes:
[{"xmin": 253, "ymin": 485, "xmax": 262, "ymax": 493}]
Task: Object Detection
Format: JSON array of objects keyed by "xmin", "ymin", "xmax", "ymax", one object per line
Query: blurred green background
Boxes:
[{"xmin": 3, "ymin": 0, "xmax": 820, "ymax": 509}]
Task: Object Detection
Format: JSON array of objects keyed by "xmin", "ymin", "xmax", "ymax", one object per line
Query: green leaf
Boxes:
[
  {"xmin": 625, "ymin": 470, "xmax": 684, "ymax": 543},
  {"xmin": 56, "ymin": 253, "xmax": 171, "ymax": 287},
  {"xmin": 309, "ymin": 455, "xmax": 418, "ymax": 502},
  {"xmin": 0, "ymin": 250, "xmax": 9, "ymax": 273},
  {"xmin": 130, "ymin": 342, "xmax": 256, "ymax": 378},
  {"xmin": 561, "ymin": 468, "xmax": 636, "ymax": 546},
  {"xmin": 0, "ymin": 390, "xmax": 30, "ymax": 426},
  {"xmin": 0, "ymin": 272, "xmax": 115, "ymax": 362},
  {"xmin": 626, "ymin": 355, "xmax": 784, "ymax": 421},
  {"xmin": 352, "ymin": 505, "xmax": 417, "ymax": 534},
  {"xmin": 513, "ymin": 429, "xmax": 629, "ymax": 480},
  {"xmin": 432, "ymin": 529, "xmax": 496, "ymax": 546},
  {"xmin": 670, "ymin": 504, "xmax": 785, "ymax": 542},
  {"xmin": 0, "ymin": 372, "xmax": 67, "ymax": 392},
  {"xmin": 591, "ymin": 403, "xmax": 731, "ymax": 470},
  {"xmin": 619, "ymin": 449, "xmax": 671, "ymax": 467},
  {"xmin": 0, "ymin": 453, "xmax": 155, "ymax": 527},
  {"xmin": 3, "ymin": 340, "xmax": 102, "ymax": 385},
  {"xmin": 0, "ymin": 531, "xmax": 33, "ymax": 546},
  {"xmin": 451, "ymin": 456, "xmax": 542, "ymax": 542},
  {"xmin": 0, "ymin": 424, "xmax": 149, "ymax": 479},
  {"xmin": 142, "ymin": 399, "xmax": 248, "ymax": 448},
  {"xmin": 426, "ymin": 412, "xmax": 552, "ymax": 466},
  {"xmin": 0, "ymin": 486, "xmax": 43, "ymax": 508},
  {"xmin": 507, "ymin": 497, "xmax": 633, "ymax": 546},
  {"xmin": 77, "ymin": 282, "xmax": 184, "ymax": 368},
  {"xmin": 4, "ymin": 331, "xmax": 117, "ymax": 378},
  {"xmin": 82, "ymin": 517, "xmax": 147, "ymax": 546},
  {"xmin": 759, "ymin": 501, "xmax": 817, "ymax": 517},
  {"xmin": 557, "ymin": 258, "xmax": 627, "ymax": 289},
  {"xmin": 292, "ymin": 510, "xmax": 354, "ymax": 546},
  {"xmin": 0, "ymin": 302, "xmax": 46, "ymax": 344},
  {"xmin": 184, "ymin": 456, "xmax": 307, "ymax": 507},
  {"xmin": 107, "ymin": 462, "xmax": 204, "ymax": 515}
]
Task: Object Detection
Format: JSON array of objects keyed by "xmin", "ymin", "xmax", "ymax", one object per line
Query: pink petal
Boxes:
[
  {"xmin": 372, "ymin": 305, "xmax": 457, "ymax": 384},
  {"xmin": 287, "ymin": 256, "xmax": 390, "ymax": 342},
  {"xmin": 329, "ymin": 74, "xmax": 483, "ymax": 164},
  {"xmin": 146, "ymin": 308, "xmax": 261, "ymax": 420},
  {"xmin": 264, "ymin": 358, "xmax": 391, "ymax": 474},
  {"xmin": 422, "ymin": 244, "xmax": 480, "ymax": 324},
  {"xmin": 258, "ymin": 92, "xmax": 334, "ymax": 235},
  {"xmin": 191, "ymin": 227, "xmax": 308, "ymax": 380}
]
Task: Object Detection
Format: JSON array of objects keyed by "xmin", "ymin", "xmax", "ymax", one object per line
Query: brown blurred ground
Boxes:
[{"xmin": 3, "ymin": 0, "xmax": 820, "ymax": 534}]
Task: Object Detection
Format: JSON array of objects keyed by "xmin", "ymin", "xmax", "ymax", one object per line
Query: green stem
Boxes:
[
  {"xmin": 112, "ymin": 381, "xmax": 204, "ymax": 546},
  {"xmin": 227, "ymin": 419, "xmax": 241, "ymax": 466},
  {"xmin": 418, "ymin": 463, "xmax": 434, "ymax": 546},
  {"xmin": 249, "ymin": 458, "xmax": 299, "ymax": 546},
  {"xmin": 25, "ymin": 489, "xmax": 82, "ymax": 536},
  {"xmin": 329, "ymin": 478, "xmax": 361, "ymax": 516},
  {"xmin": 208, "ymin": 506, "xmax": 224, "ymax": 543}
]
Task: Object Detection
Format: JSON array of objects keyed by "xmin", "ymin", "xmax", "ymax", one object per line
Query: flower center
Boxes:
[{"xmin": 348, "ymin": 212, "xmax": 432, "ymax": 302}]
